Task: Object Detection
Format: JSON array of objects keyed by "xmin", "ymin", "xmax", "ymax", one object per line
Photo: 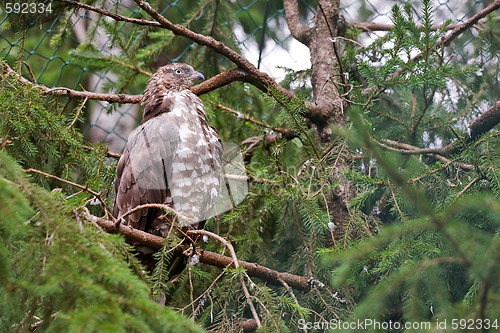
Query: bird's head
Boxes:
[
  {"xmin": 141, "ymin": 63, "xmax": 205, "ymax": 122},
  {"xmin": 151, "ymin": 63, "xmax": 205, "ymax": 91}
]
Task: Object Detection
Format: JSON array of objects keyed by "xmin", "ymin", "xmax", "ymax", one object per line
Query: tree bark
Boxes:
[
  {"xmin": 90, "ymin": 213, "xmax": 312, "ymax": 291},
  {"xmin": 284, "ymin": 0, "xmax": 351, "ymax": 241}
]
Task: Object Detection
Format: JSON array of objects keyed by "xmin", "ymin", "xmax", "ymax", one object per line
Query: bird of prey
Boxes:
[{"xmin": 113, "ymin": 63, "xmax": 223, "ymax": 256}]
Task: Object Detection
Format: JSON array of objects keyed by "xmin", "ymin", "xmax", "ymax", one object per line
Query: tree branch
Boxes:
[
  {"xmin": 132, "ymin": 0, "xmax": 296, "ymax": 102},
  {"xmin": 283, "ymin": 0, "xmax": 312, "ymax": 45},
  {"xmin": 87, "ymin": 213, "xmax": 312, "ymax": 292},
  {"xmin": 442, "ymin": 0, "xmax": 500, "ymax": 47},
  {"xmin": 25, "ymin": 168, "xmax": 115, "ymax": 221},
  {"xmin": 468, "ymin": 100, "xmax": 500, "ymax": 141},
  {"xmin": 378, "ymin": 100, "xmax": 500, "ymax": 163},
  {"xmin": 350, "ymin": 16, "xmax": 499, "ymax": 32},
  {"xmin": 54, "ymin": 0, "xmax": 161, "ymax": 27},
  {"xmin": 391, "ymin": 0, "xmax": 500, "ymax": 79},
  {"xmin": 2, "ymin": 62, "xmax": 140, "ymax": 103},
  {"xmin": 53, "ymin": 0, "xmax": 297, "ymax": 103},
  {"xmin": 188, "ymin": 229, "xmax": 262, "ymax": 328},
  {"xmin": 2, "ymin": 63, "xmax": 250, "ymax": 103},
  {"xmin": 191, "ymin": 68, "xmax": 249, "ymax": 96}
]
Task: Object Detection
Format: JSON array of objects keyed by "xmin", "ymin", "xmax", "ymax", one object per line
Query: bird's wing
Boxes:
[{"xmin": 113, "ymin": 114, "xmax": 179, "ymax": 232}]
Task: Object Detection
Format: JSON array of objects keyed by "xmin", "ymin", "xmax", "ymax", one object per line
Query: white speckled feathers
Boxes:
[{"xmin": 113, "ymin": 63, "xmax": 222, "ymax": 235}]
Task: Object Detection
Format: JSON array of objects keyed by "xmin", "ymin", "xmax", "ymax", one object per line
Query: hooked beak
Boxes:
[{"xmin": 193, "ymin": 71, "xmax": 205, "ymax": 82}]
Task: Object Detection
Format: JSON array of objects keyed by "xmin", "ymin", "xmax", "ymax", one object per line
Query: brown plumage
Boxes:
[{"xmin": 113, "ymin": 63, "xmax": 222, "ymax": 263}]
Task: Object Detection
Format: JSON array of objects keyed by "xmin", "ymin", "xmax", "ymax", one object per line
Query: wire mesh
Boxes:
[{"xmin": 0, "ymin": 0, "xmax": 489, "ymax": 153}]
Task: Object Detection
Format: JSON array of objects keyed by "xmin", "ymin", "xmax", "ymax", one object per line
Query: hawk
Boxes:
[{"xmin": 113, "ymin": 63, "xmax": 222, "ymax": 254}]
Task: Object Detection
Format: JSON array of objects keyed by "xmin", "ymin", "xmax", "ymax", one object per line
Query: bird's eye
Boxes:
[{"xmin": 175, "ymin": 69, "xmax": 182, "ymax": 74}]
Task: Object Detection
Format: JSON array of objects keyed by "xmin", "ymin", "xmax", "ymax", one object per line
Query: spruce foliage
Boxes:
[
  {"xmin": 326, "ymin": 0, "xmax": 500, "ymax": 329},
  {"xmin": 0, "ymin": 150, "xmax": 204, "ymax": 332},
  {"xmin": 1, "ymin": 0, "xmax": 499, "ymax": 331}
]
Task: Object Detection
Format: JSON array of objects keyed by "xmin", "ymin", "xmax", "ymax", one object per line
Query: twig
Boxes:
[
  {"xmin": 54, "ymin": 0, "xmax": 161, "ymax": 27},
  {"xmin": 2, "ymin": 62, "xmax": 140, "ymax": 103},
  {"xmin": 25, "ymin": 168, "xmax": 114, "ymax": 221},
  {"xmin": 277, "ymin": 276, "xmax": 308, "ymax": 333},
  {"xmin": 410, "ymin": 158, "xmax": 455, "ymax": 184},
  {"xmin": 379, "ymin": 139, "xmax": 474, "ymax": 170},
  {"xmin": 350, "ymin": 16, "xmax": 499, "ymax": 32},
  {"xmin": 180, "ymin": 270, "xmax": 226, "ymax": 315},
  {"xmin": 82, "ymin": 144, "xmax": 122, "ymax": 159},
  {"xmin": 66, "ymin": 96, "xmax": 88, "ymax": 133},
  {"xmin": 115, "ymin": 202, "xmax": 186, "ymax": 225},
  {"xmin": 22, "ymin": 61, "xmax": 36, "ymax": 84},
  {"xmin": 216, "ymin": 103, "xmax": 292, "ymax": 136},
  {"xmin": 186, "ymin": 229, "xmax": 262, "ymax": 328},
  {"xmin": 455, "ymin": 176, "xmax": 481, "ymax": 200},
  {"xmin": 388, "ymin": 180, "xmax": 405, "ymax": 221}
]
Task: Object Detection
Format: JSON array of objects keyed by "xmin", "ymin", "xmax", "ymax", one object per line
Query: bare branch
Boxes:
[
  {"xmin": 54, "ymin": 0, "xmax": 161, "ymax": 27},
  {"xmin": 115, "ymin": 203, "xmax": 191, "ymax": 226},
  {"xmin": 25, "ymin": 168, "xmax": 115, "ymax": 221},
  {"xmin": 442, "ymin": 0, "xmax": 500, "ymax": 47},
  {"xmin": 379, "ymin": 100, "xmax": 500, "ymax": 162},
  {"xmin": 187, "ymin": 230, "xmax": 262, "ymax": 328},
  {"xmin": 455, "ymin": 176, "xmax": 481, "ymax": 200},
  {"xmin": 391, "ymin": 0, "xmax": 500, "ymax": 79},
  {"xmin": 191, "ymin": 68, "xmax": 248, "ymax": 96},
  {"xmin": 86, "ymin": 213, "xmax": 312, "ymax": 292},
  {"xmin": 379, "ymin": 139, "xmax": 474, "ymax": 171},
  {"xmin": 132, "ymin": 0, "xmax": 296, "ymax": 102},
  {"xmin": 1, "ymin": 62, "xmax": 140, "ymax": 103},
  {"xmin": 2, "ymin": 63, "xmax": 252, "ymax": 103},
  {"xmin": 283, "ymin": 0, "xmax": 312, "ymax": 45},
  {"xmin": 380, "ymin": 139, "xmax": 449, "ymax": 156},
  {"xmin": 350, "ymin": 16, "xmax": 499, "ymax": 33}
]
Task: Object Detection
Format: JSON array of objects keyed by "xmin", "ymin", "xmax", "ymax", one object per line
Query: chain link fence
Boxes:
[{"xmin": 1, "ymin": 0, "xmax": 488, "ymax": 153}]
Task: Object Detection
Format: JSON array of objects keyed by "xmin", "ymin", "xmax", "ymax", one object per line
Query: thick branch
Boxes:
[
  {"xmin": 439, "ymin": 100, "xmax": 500, "ymax": 156},
  {"xmin": 283, "ymin": 0, "xmax": 312, "ymax": 45},
  {"xmin": 196, "ymin": 248, "xmax": 310, "ymax": 291},
  {"xmin": 90, "ymin": 214, "xmax": 311, "ymax": 292},
  {"xmin": 469, "ymin": 100, "xmax": 500, "ymax": 141},
  {"xmin": 191, "ymin": 68, "xmax": 248, "ymax": 95}
]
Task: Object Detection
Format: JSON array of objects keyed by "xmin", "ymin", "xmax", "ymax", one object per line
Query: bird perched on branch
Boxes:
[{"xmin": 113, "ymin": 63, "xmax": 222, "ymax": 267}]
